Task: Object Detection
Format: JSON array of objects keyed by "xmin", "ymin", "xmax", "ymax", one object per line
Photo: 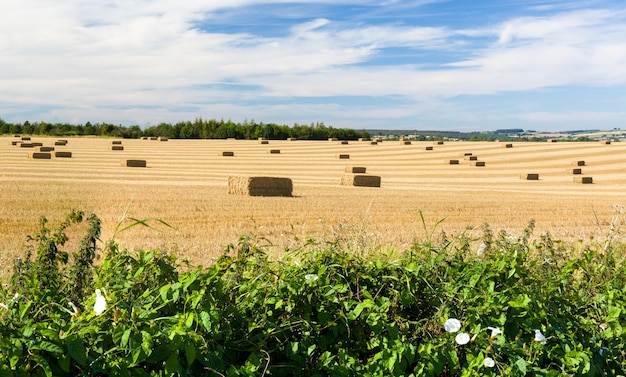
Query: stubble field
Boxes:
[{"xmin": 2, "ymin": 136, "xmax": 626, "ymax": 275}]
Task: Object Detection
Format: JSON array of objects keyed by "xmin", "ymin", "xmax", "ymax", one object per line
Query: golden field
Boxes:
[{"xmin": 2, "ymin": 136, "xmax": 626, "ymax": 273}]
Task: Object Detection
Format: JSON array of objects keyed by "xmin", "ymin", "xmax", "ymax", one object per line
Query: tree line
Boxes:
[{"xmin": 0, "ymin": 117, "xmax": 371, "ymax": 141}]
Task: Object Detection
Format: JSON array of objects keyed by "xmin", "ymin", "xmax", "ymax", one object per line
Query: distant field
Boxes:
[{"xmin": 2, "ymin": 136, "xmax": 626, "ymax": 274}]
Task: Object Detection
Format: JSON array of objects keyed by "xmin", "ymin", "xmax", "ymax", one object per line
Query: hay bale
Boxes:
[
  {"xmin": 345, "ymin": 166, "xmax": 367, "ymax": 173},
  {"xmin": 39, "ymin": 146, "xmax": 55, "ymax": 152},
  {"xmin": 470, "ymin": 161, "xmax": 486, "ymax": 167},
  {"xmin": 447, "ymin": 159, "xmax": 460, "ymax": 165},
  {"xmin": 13, "ymin": 134, "xmax": 21, "ymax": 138},
  {"xmin": 158, "ymin": 136, "xmax": 168, "ymax": 141},
  {"xmin": 21, "ymin": 137, "xmax": 31, "ymax": 141},
  {"xmin": 570, "ymin": 168, "xmax": 582, "ymax": 175},
  {"xmin": 375, "ymin": 138, "xmax": 383, "ymax": 142},
  {"xmin": 460, "ymin": 152, "xmax": 473, "ymax": 156},
  {"xmin": 521, "ymin": 173, "xmax": 539, "ymax": 180},
  {"xmin": 54, "ymin": 141, "xmax": 67, "ymax": 146},
  {"xmin": 11, "ymin": 141, "xmax": 22, "ymax": 146},
  {"xmin": 573, "ymin": 160, "xmax": 585, "ymax": 166},
  {"xmin": 574, "ymin": 176, "xmax": 593, "ymax": 184},
  {"xmin": 112, "ymin": 140, "xmax": 122, "ymax": 145},
  {"xmin": 141, "ymin": 136, "xmax": 149, "ymax": 140},
  {"xmin": 259, "ymin": 140, "xmax": 269, "ymax": 144},
  {"xmin": 287, "ymin": 137, "xmax": 297, "ymax": 141},
  {"xmin": 435, "ymin": 141, "xmax": 444, "ymax": 145},
  {"xmin": 268, "ymin": 149, "xmax": 281, "ymax": 154},
  {"xmin": 370, "ymin": 141, "xmax": 378, "ymax": 145},
  {"xmin": 55, "ymin": 151, "xmax": 72, "ymax": 158},
  {"xmin": 402, "ymin": 141, "xmax": 412, "ymax": 145},
  {"xmin": 600, "ymin": 140, "xmax": 611, "ymax": 145},
  {"xmin": 121, "ymin": 159, "xmax": 147, "ymax": 167},
  {"xmin": 503, "ymin": 143, "xmax": 513, "ymax": 148},
  {"xmin": 340, "ymin": 174, "xmax": 381, "ymax": 187},
  {"xmin": 220, "ymin": 151, "xmax": 235, "ymax": 156},
  {"xmin": 149, "ymin": 136, "xmax": 158, "ymax": 140},
  {"xmin": 358, "ymin": 138, "xmax": 368, "ymax": 142},
  {"xmin": 29, "ymin": 152, "xmax": 51, "ymax": 159},
  {"xmin": 339, "ymin": 141, "xmax": 349, "ymax": 145},
  {"xmin": 424, "ymin": 146, "xmax": 433, "ymax": 150},
  {"xmin": 19, "ymin": 143, "xmax": 34, "ymax": 148},
  {"xmin": 548, "ymin": 139, "xmax": 558, "ymax": 143},
  {"xmin": 110, "ymin": 145, "xmax": 124, "ymax": 151},
  {"xmin": 337, "ymin": 154, "xmax": 350, "ymax": 159},
  {"xmin": 228, "ymin": 176, "xmax": 293, "ymax": 197},
  {"xmin": 328, "ymin": 138, "xmax": 338, "ymax": 141},
  {"xmin": 464, "ymin": 156, "xmax": 478, "ymax": 161},
  {"xmin": 31, "ymin": 142, "xmax": 43, "ymax": 147}
]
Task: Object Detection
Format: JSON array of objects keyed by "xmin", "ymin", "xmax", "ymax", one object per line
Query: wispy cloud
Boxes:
[{"xmin": 0, "ymin": 0, "xmax": 625, "ymax": 130}]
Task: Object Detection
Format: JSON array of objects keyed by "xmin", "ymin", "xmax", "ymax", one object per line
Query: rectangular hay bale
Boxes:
[
  {"xmin": 220, "ymin": 151, "xmax": 235, "ymax": 156},
  {"xmin": 424, "ymin": 146, "xmax": 433, "ymax": 150},
  {"xmin": 345, "ymin": 166, "xmax": 367, "ymax": 173},
  {"xmin": 574, "ymin": 176, "xmax": 593, "ymax": 184},
  {"xmin": 573, "ymin": 160, "xmax": 585, "ymax": 166},
  {"xmin": 39, "ymin": 146, "xmax": 55, "ymax": 152},
  {"xmin": 337, "ymin": 154, "xmax": 350, "ymax": 159},
  {"xmin": 158, "ymin": 136, "xmax": 168, "ymax": 141},
  {"xmin": 521, "ymin": 173, "xmax": 539, "ymax": 180},
  {"xmin": 340, "ymin": 174, "xmax": 381, "ymax": 187},
  {"xmin": 112, "ymin": 140, "xmax": 122, "ymax": 145},
  {"xmin": 464, "ymin": 156, "xmax": 478, "ymax": 161},
  {"xmin": 503, "ymin": 143, "xmax": 513, "ymax": 148},
  {"xmin": 29, "ymin": 152, "xmax": 51, "ymax": 159},
  {"xmin": 268, "ymin": 149, "xmax": 281, "ymax": 154},
  {"xmin": 122, "ymin": 159, "xmax": 147, "ymax": 167},
  {"xmin": 447, "ymin": 159, "xmax": 459, "ymax": 165},
  {"xmin": 54, "ymin": 141, "xmax": 67, "ymax": 146},
  {"xmin": 470, "ymin": 161, "xmax": 486, "ymax": 167},
  {"xmin": 110, "ymin": 145, "xmax": 124, "ymax": 151},
  {"xmin": 228, "ymin": 176, "xmax": 293, "ymax": 197},
  {"xmin": 55, "ymin": 151, "xmax": 72, "ymax": 158},
  {"xmin": 19, "ymin": 143, "xmax": 34, "ymax": 148},
  {"xmin": 259, "ymin": 140, "xmax": 269, "ymax": 144}
]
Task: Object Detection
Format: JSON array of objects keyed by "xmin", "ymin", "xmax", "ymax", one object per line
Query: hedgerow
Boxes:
[{"xmin": 1, "ymin": 211, "xmax": 625, "ymax": 376}]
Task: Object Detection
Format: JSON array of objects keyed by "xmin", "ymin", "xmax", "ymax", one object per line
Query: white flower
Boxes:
[
  {"xmin": 304, "ymin": 274, "xmax": 318, "ymax": 282},
  {"xmin": 94, "ymin": 289, "xmax": 107, "ymax": 315},
  {"xmin": 68, "ymin": 301, "xmax": 80, "ymax": 316},
  {"xmin": 484, "ymin": 357, "xmax": 495, "ymax": 368},
  {"xmin": 477, "ymin": 243, "xmax": 487, "ymax": 256},
  {"xmin": 444, "ymin": 318, "xmax": 462, "ymax": 333},
  {"xmin": 455, "ymin": 333, "xmax": 470, "ymax": 345},
  {"xmin": 534, "ymin": 329, "xmax": 547, "ymax": 345},
  {"xmin": 487, "ymin": 326, "xmax": 502, "ymax": 337},
  {"xmin": 0, "ymin": 303, "xmax": 7, "ymax": 310},
  {"xmin": 12, "ymin": 293, "xmax": 19, "ymax": 301}
]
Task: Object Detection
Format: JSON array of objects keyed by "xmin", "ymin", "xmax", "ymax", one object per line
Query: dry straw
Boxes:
[
  {"xmin": 345, "ymin": 166, "xmax": 367, "ymax": 173},
  {"xmin": 574, "ymin": 176, "xmax": 593, "ymax": 184},
  {"xmin": 55, "ymin": 151, "xmax": 72, "ymax": 158},
  {"xmin": 228, "ymin": 176, "xmax": 293, "ymax": 197},
  {"xmin": 521, "ymin": 173, "xmax": 539, "ymax": 180},
  {"xmin": 121, "ymin": 159, "xmax": 147, "ymax": 167},
  {"xmin": 29, "ymin": 152, "xmax": 51, "ymax": 159},
  {"xmin": 340, "ymin": 174, "xmax": 381, "ymax": 187}
]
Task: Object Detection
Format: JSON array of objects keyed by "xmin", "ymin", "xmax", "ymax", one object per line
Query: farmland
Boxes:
[{"xmin": 1, "ymin": 136, "xmax": 626, "ymax": 274}]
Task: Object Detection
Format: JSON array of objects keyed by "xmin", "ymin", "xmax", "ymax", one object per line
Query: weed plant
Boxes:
[{"xmin": 1, "ymin": 210, "xmax": 626, "ymax": 376}]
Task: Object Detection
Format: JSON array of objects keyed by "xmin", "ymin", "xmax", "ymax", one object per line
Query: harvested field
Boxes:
[{"xmin": 2, "ymin": 137, "xmax": 626, "ymax": 280}]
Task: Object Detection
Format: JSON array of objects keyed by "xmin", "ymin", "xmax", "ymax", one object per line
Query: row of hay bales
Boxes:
[
  {"xmin": 519, "ymin": 160, "xmax": 593, "ymax": 183},
  {"xmin": 10, "ymin": 137, "xmax": 73, "ymax": 159},
  {"xmin": 446, "ymin": 152, "xmax": 486, "ymax": 167},
  {"xmin": 140, "ymin": 136, "xmax": 169, "ymax": 141}
]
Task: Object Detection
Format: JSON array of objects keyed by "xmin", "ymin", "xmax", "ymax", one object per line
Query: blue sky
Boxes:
[{"xmin": 1, "ymin": 0, "xmax": 625, "ymax": 131}]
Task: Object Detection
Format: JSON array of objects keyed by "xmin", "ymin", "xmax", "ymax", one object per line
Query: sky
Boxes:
[{"xmin": 1, "ymin": 0, "xmax": 625, "ymax": 132}]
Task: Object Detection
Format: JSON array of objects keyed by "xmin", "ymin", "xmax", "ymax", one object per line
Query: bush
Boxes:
[{"xmin": 1, "ymin": 212, "xmax": 626, "ymax": 375}]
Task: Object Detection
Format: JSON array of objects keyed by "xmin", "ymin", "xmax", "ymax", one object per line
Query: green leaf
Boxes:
[
  {"xmin": 121, "ymin": 329, "xmax": 131, "ymax": 348},
  {"xmin": 185, "ymin": 341, "xmax": 196, "ymax": 366},
  {"xmin": 515, "ymin": 358, "xmax": 527, "ymax": 375},
  {"xmin": 67, "ymin": 336, "xmax": 87, "ymax": 365},
  {"xmin": 165, "ymin": 351, "xmax": 180, "ymax": 375},
  {"xmin": 200, "ymin": 311, "xmax": 212, "ymax": 332}
]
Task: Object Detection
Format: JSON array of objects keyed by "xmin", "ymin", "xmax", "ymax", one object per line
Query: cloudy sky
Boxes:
[{"xmin": 1, "ymin": 0, "xmax": 625, "ymax": 131}]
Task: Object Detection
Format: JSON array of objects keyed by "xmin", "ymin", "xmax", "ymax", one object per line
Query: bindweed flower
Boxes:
[
  {"xmin": 304, "ymin": 274, "xmax": 318, "ymax": 282},
  {"xmin": 94, "ymin": 289, "xmax": 107, "ymax": 316},
  {"xmin": 484, "ymin": 357, "xmax": 495, "ymax": 368},
  {"xmin": 444, "ymin": 318, "xmax": 461, "ymax": 333},
  {"xmin": 68, "ymin": 301, "xmax": 80, "ymax": 316},
  {"xmin": 12, "ymin": 293, "xmax": 19, "ymax": 301},
  {"xmin": 534, "ymin": 329, "xmax": 547, "ymax": 345},
  {"xmin": 477, "ymin": 243, "xmax": 487, "ymax": 256},
  {"xmin": 487, "ymin": 326, "xmax": 502, "ymax": 337},
  {"xmin": 455, "ymin": 333, "xmax": 470, "ymax": 345}
]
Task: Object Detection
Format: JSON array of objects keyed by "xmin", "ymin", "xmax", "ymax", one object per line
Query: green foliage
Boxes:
[{"xmin": 2, "ymin": 211, "xmax": 626, "ymax": 375}]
